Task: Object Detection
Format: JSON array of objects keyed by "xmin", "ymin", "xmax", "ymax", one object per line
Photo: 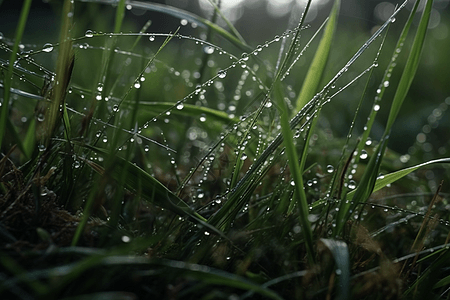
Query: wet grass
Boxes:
[{"xmin": 1, "ymin": 0, "xmax": 450, "ymax": 299}]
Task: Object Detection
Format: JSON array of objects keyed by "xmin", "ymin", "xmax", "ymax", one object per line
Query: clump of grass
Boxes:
[{"xmin": 1, "ymin": 0, "xmax": 450, "ymax": 299}]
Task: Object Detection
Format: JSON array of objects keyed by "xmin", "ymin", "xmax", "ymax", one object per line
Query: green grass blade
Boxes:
[
  {"xmin": 347, "ymin": 158, "xmax": 450, "ymax": 199},
  {"xmin": 274, "ymin": 80, "xmax": 315, "ymax": 265},
  {"xmin": 80, "ymin": 0, "xmax": 252, "ymax": 52},
  {"xmin": 384, "ymin": 0, "xmax": 433, "ymax": 131},
  {"xmin": 0, "ymin": 0, "xmax": 32, "ymax": 148},
  {"xmin": 22, "ymin": 118, "xmax": 36, "ymax": 160},
  {"xmin": 434, "ymin": 274, "xmax": 450, "ymax": 289},
  {"xmin": 206, "ymin": 0, "xmax": 246, "ymax": 44},
  {"xmin": 43, "ymin": 0, "xmax": 74, "ymax": 146},
  {"xmin": 335, "ymin": 137, "xmax": 388, "ymax": 236},
  {"xmin": 136, "ymin": 102, "xmax": 239, "ymax": 124},
  {"xmin": 295, "ymin": 0, "xmax": 340, "ymax": 112},
  {"xmin": 5, "ymin": 118, "xmax": 28, "ymax": 158},
  {"xmin": 357, "ymin": 0, "xmax": 421, "ymax": 152},
  {"xmin": 113, "ymin": 0, "xmax": 126, "ymax": 33},
  {"xmin": 320, "ymin": 239, "xmax": 350, "ymax": 300}
]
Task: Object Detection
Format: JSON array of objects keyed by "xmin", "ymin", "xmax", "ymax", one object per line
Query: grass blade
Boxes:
[
  {"xmin": 78, "ymin": 0, "xmax": 252, "ymax": 52},
  {"xmin": 43, "ymin": 0, "xmax": 74, "ymax": 146},
  {"xmin": 274, "ymin": 80, "xmax": 315, "ymax": 265},
  {"xmin": 136, "ymin": 102, "xmax": 238, "ymax": 124},
  {"xmin": 385, "ymin": 0, "xmax": 434, "ymax": 131},
  {"xmin": 320, "ymin": 238, "xmax": 350, "ymax": 300},
  {"xmin": 347, "ymin": 158, "xmax": 450, "ymax": 198},
  {"xmin": 295, "ymin": 0, "xmax": 340, "ymax": 112},
  {"xmin": 0, "ymin": 0, "xmax": 32, "ymax": 148}
]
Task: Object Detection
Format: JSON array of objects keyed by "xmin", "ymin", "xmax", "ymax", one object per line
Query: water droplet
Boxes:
[
  {"xmin": 348, "ymin": 180, "xmax": 357, "ymax": 190},
  {"xmin": 383, "ymin": 81, "xmax": 389, "ymax": 87},
  {"xmin": 149, "ymin": 35, "xmax": 155, "ymax": 41},
  {"xmin": 85, "ymin": 30, "xmax": 94, "ymax": 38},
  {"xmin": 38, "ymin": 144, "xmax": 46, "ymax": 152},
  {"xmin": 74, "ymin": 161, "xmax": 81, "ymax": 168},
  {"xmin": 113, "ymin": 105, "xmax": 119, "ymax": 112},
  {"xmin": 176, "ymin": 103, "xmax": 184, "ymax": 110},
  {"xmin": 326, "ymin": 165, "xmax": 334, "ymax": 173},
  {"xmin": 203, "ymin": 46, "xmax": 214, "ymax": 54},
  {"xmin": 240, "ymin": 153, "xmax": 248, "ymax": 161},
  {"xmin": 134, "ymin": 82, "xmax": 141, "ymax": 89},
  {"xmin": 218, "ymin": 70, "xmax": 227, "ymax": 78},
  {"xmin": 37, "ymin": 113, "xmax": 45, "ymax": 122},
  {"xmin": 360, "ymin": 150, "xmax": 368, "ymax": 160},
  {"xmin": 121, "ymin": 236, "xmax": 131, "ymax": 243},
  {"xmin": 42, "ymin": 43, "xmax": 53, "ymax": 52},
  {"xmin": 199, "ymin": 114, "xmax": 206, "ymax": 122},
  {"xmin": 373, "ymin": 104, "xmax": 380, "ymax": 111}
]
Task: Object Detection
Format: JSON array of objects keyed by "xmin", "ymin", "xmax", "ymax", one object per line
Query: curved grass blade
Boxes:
[
  {"xmin": 320, "ymin": 238, "xmax": 350, "ymax": 300},
  {"xmin": 347, "ymin": 158, "xmax": 450, "ymax": 199},
  {"xmin": 0, "ymin": 0, "xmax": 32, "ymax": 147},
  {"xmin": 295, "ymin": 0, "xmax": 340, "ymax": 112},
  {"xmin": 206, "ymin": 0, "xmax": 246, "ymax": 44},
  {"xmin": 274, "ymin": 80, "xmax": 315, "ymax": 264},
  {"xmin": 385, "ymin": 0, "xmax": 433, "ymax": 131},
  {"xmin": 113, "ymin": 0, "xmax": 126, "ymax": 33},
  {"xmin": 136, "ymin": 102, "xmax": 239, "ymax": 124},
  {"xmin": 43, "ymin": 0, "xmax": 74, "ymax": 147},
  {"xmin": 77, "ymin": 0, "xmax": 252, "ymax": 52}
]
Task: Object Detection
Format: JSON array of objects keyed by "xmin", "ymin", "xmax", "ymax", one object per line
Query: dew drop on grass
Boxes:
[
  {"xmin": 348, "ymin": 180, "xmax": 357, "ymax": 190},
  {"xmin": 134, "ymin": 82, "xmax": 141, "ymax": 89},
  {"xmin": 240, "ymin": 153, "xmax": 248, "ymax": 161},
  {"xmin": 149, "ymin": 35, "xmax": 155, "ymax": 41},
  {"xmin": 180, "ymin": 19, "xmax": 188, "ymax": 26},
  {"xmin": 112, "ymin": 105, "xmax": 119, "ymax": 112},
  {"xmin": 218, "ymin": 70, "xmax": 227, "ymax": 78},
  {"xmin": 42, "ymin": 43, "xmax": 53, "ymax": 52},
  {"xmin": 73, "ymin": 161, "xmax": 81, "ymax": 168},
  {"xmin": 85, "ymin": 30, "xmax": 94, "ymax": 38},
  {"xmin": 176, "ymin": 103, "xmax": 184, "ymax": 110},
  {"xmin": 199, "ymin": 114, "xmax": 206, "ymax": 122},
  {"xmin": 373, "ymin": 104, "xmax": 380, "ymax": 111},
  {"xmin": 383, "ymin": 81, "xmax": 390, "ymax": 87},
  {"xmin": 360, "ymin": 150, "xmax": 368, "ymax": 160},
  {"xmin": 38, "ymin": 144, "xmax": 46, "ymax": 152},
  {"xmin": 37, "ymin": 113, "xmax": 45, "ymax": 122},
  {"xmin": 121, "ymin": 236, "xmax": 131, "ymax": 243},
  {"xmin": 203, "ymin": 46, "xmax": 214, "ymax": 54},
  {"xmin": 326, "ymin": 165, "xmax": 334, "ymax": 173}
]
